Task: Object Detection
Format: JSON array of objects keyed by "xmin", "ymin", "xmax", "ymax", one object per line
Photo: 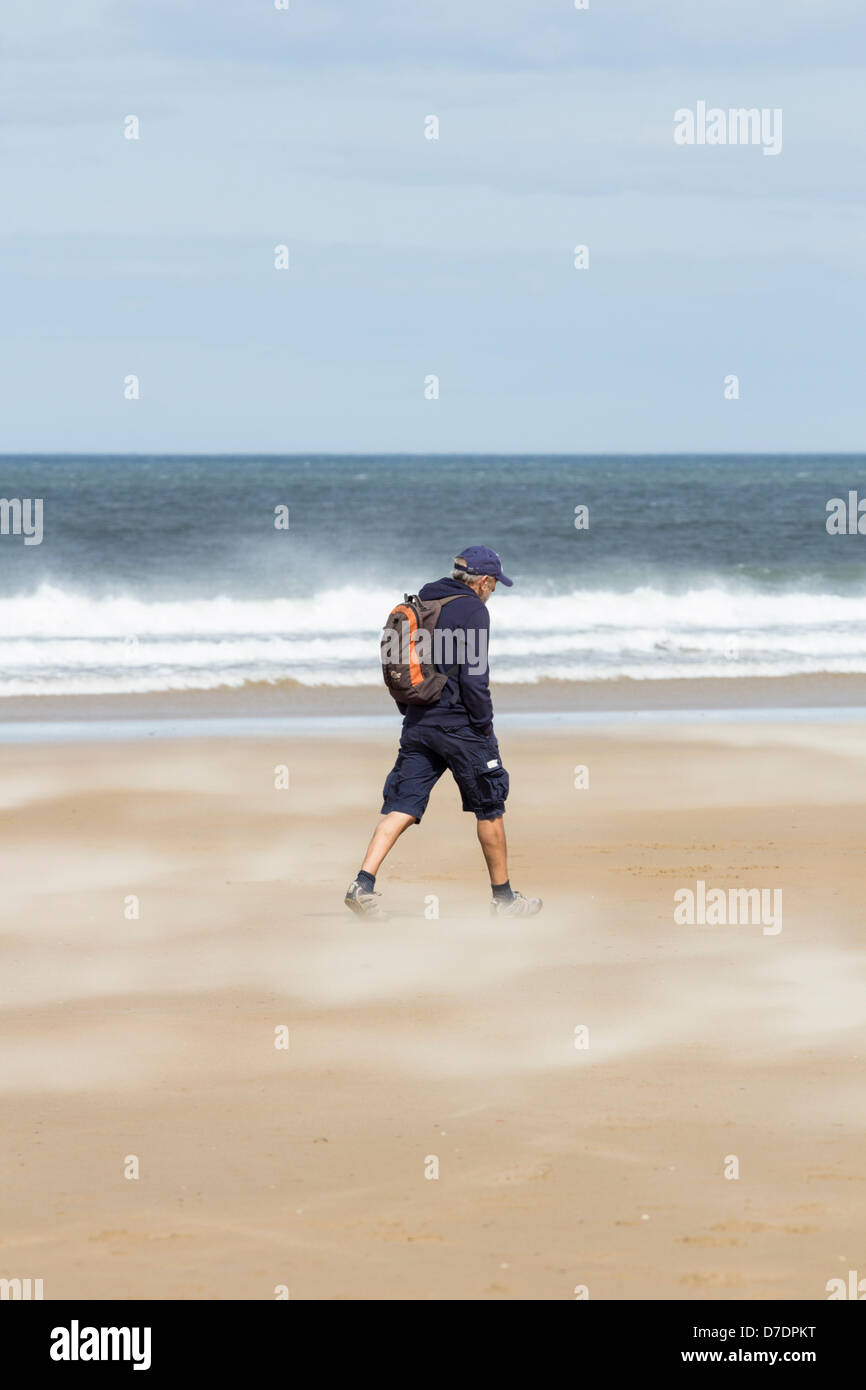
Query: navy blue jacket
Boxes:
[{"xmin": 399, "ymin": 577, "xmax": 494, "ymax": 735}]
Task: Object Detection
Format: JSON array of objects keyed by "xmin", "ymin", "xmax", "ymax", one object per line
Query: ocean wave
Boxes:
[
  {"xmin": 3, "ymin": 582, "xmax": 866, "ymax": 696},
  {"xmin": 7, "ymin": 582, "xmax": 866, "ymax": 637}
]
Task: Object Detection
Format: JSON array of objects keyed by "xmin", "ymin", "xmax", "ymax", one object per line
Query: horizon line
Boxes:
[{"xmin": 2, "ymin": 451, "xmax": 865, "ymax": 461}]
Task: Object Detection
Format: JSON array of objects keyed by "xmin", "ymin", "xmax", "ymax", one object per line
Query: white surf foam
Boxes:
[{"xmin": 3, "ymin": 582, "xmax": 866, "ymax": 696}]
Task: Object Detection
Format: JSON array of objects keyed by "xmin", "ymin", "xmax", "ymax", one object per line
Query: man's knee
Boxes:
[{"xmin": 382, "ymin": 810, "xmax": 418, "ymax": 830}]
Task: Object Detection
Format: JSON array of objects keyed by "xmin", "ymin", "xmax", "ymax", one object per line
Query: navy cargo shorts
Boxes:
[{"xmin": 381, "ymin": 723, "xmax": 509, "ymax": 823}]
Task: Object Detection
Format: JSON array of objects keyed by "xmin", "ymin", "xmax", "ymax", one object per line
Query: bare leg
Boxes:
[
  {"xmin": 361, "ymin": 811, "xmax": 416, "ymax": 875},
  {"xmin": 476, "ymin": 815, "xmax": 508, "ymax": 885}
]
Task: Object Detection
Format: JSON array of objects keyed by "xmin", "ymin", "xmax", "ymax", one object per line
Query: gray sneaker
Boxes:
[
  {"xmin": 490, "ymin": 890, "xmax": 543, "ymax": 918},
  {"xmin": 344, "ymin": 879, "xmax": 384, "ymax": 919}
]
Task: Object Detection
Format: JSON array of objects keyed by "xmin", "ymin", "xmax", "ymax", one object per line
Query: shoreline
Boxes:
[
  {"xmin": 6, "ymin": 703, "xmax": 866, "ymax": 744},
  {"xmin": 2, "ymin": 672, "xmax": 866, "ymax": 731}
]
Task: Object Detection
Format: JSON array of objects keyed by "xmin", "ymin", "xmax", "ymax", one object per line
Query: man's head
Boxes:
[{"xmin": 451, "ymin": 546, "xmax": 513, "ymax": 604}]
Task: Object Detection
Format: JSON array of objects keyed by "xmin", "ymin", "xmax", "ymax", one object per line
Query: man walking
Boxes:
[{"xmin": 345, "ymin": 546, "xmax": 542, "ymax": 919}]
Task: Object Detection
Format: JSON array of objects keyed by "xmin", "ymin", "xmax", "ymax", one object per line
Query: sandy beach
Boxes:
[
  {"xmin": 4, "ymin": 0, "xmax": 865, "ymax": 1323},
  {"xmin": 2, "ymin": 714, "xmax": 864, "ymax": 1300}
]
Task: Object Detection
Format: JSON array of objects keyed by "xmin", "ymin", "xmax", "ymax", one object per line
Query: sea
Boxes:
[{"xmin": 1, "ymin": 453, "xmax": 865, "ymax": 699}]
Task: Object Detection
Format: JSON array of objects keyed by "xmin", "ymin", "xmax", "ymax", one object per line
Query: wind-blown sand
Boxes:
[{"xmin": 1, "ymin": 720, "xmax": 865, "ymax": 1300}]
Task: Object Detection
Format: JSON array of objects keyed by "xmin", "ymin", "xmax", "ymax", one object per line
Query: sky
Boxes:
[{"xmin": 1, "ymin": 0, "xmax": 865, "ymax": 453}]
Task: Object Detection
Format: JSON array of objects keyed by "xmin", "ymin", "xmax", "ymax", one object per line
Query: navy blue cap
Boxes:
[{"xmin": 453, "ymin": 545, "xmax": 513, "ymax": 587}]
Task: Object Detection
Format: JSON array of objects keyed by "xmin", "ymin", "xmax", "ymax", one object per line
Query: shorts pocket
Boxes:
[
  {"xmin": 382, "ymin": 765, "xmax": 402, "ymax": 803},
  {"xmin": 476, "ymin": 762, "xmax": 509, "ymax": 811}
]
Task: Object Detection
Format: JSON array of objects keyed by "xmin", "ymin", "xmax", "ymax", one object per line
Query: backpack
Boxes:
[{"xmin": 381, "ymin": 593, "xmax": 461, "ymax": 706}]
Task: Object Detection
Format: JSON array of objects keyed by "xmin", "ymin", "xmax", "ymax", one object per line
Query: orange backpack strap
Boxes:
[{"xmin": 391, "ymin": 602, "xmax": 422, "ymax": 685}]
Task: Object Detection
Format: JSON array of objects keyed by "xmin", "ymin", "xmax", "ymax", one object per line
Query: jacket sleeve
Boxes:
[{"xmin": 458, "ymin": 602, "xmax": 494, "ymax": 734}]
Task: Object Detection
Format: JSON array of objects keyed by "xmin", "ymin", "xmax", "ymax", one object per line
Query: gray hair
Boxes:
[{"xmin": 451, "ymin": 568, "xmax": 480, "ymax": 587}]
